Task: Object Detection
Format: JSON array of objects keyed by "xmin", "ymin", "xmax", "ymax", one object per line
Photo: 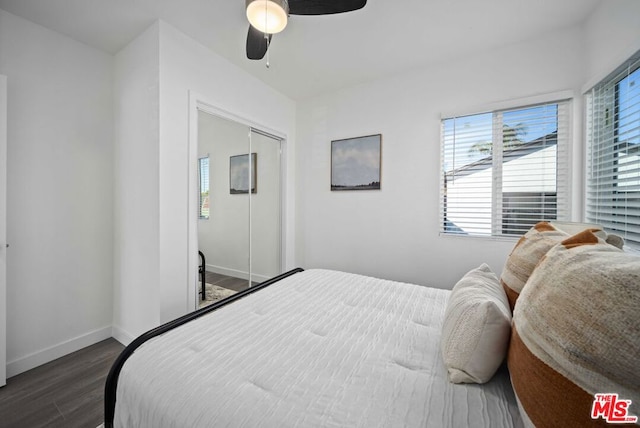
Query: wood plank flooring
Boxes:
[
  {"xmin": 203, "ymin": 271, "xmax": 254, "ymax": 292},
  {"xmin": 0, "ymin": 338, "xmax": 124, "ymax": 428},
  {"xmin": 199, "ymin": 271, "xmax": 255, "ymax": 308},
  {"xmin": 0, "ymin": 273, "xmax": 247, "ymax": 427}
]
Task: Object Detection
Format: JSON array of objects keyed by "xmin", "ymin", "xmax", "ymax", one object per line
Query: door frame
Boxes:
[
  {"xmin": 187, "ymin": 91, "xmax": 287, "ymax": 310},
  {"xmin": 1, "ymin": 75, "xmax": 7, "ymax": 386}
]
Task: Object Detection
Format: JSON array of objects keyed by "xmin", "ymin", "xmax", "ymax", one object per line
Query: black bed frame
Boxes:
[{"xmin": 103, "ymin": 267, "xmax": 304, "ymax": 428}]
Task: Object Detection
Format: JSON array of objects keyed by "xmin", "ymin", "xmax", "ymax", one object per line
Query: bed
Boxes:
[
  {"xmin": 104, "ymin": 268, "xmax": 522, "ymax": 428},
  {"xmin": 104, "ymin": 223, "xmax": 640, "ymax": 427}
]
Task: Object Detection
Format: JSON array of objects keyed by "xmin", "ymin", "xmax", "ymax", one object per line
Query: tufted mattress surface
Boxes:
[{"xmin": 114, "ymin": 269, "xmax": 523, "ymax": 427}]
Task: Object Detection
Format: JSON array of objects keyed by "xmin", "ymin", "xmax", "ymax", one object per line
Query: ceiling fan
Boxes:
[{"xmin": 245, "ymin": 0, "xmax": 367, "ymax": 60}]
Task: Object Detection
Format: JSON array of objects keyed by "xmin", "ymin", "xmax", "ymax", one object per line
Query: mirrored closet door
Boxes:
[
  {"xmin": 196, "ymin": 110, "xmax": 282, "ymax": 309},
  {"xmin": 249, "ymin": 129, "xmax": 282, "ymax": 283}
]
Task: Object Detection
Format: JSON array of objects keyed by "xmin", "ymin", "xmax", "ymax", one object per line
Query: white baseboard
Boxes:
[
  {"xmin": 252, "ymin": 273, "xmax": 270, "ymax": 282},
  {"xmin": 6, "ymin": 326, "xmax": 112, "ymax": 378},
  {"xmin": 111, "ymin": 325, "xmax": 135, "ymax": 347},
  {"xmin": 206, "ymin": 264, "xmax": 249, "ymax": 280},
  {"xmin": 206, "ymin": 264, "xmax": 270, "ymax": 283}
]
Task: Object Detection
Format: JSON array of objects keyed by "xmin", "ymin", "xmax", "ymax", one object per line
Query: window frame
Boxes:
[
  {"xmin": 440, "ymin": 98, "xmax": 571, "ymax": 239},
  {"xmin": 198, "ymin": 155, "xmax": 210, "ymax": 220},
  {"xmin": 585, "ymin": 52, "xmax": 640, "ymax": 248}
]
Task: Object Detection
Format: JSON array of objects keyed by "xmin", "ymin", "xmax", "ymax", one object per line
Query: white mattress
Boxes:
[{"xmin": 115, "ymin": 269, "xmax": 523, "ymax": 428}]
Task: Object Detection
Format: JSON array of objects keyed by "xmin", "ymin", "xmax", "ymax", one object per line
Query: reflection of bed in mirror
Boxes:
[{"xmin": 198, "ymin": 251, "xmax": 206, "ymax": 302}]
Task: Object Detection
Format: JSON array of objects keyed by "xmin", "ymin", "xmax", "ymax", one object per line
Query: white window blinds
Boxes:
[
  {"xmin": 586, "ymin": 52, "xmax": 640, "ymax": 247},
  {"xmin": 199, "ymin": 156, "xmax": 210, "ymax": 219},
  {"xmin": 440, "ymin": 100, "xmax": 570, "ymax": 237}
]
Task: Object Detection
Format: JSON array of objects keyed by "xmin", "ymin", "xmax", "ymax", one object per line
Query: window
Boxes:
[
  {"xmin": 440, "ymin": 100, "xmax": 570, "ymax": 237},
  {"xmin": 199, "ymin": 156, "xmax": 210, "ymax": 219},
  {"xmin": 586, "ymin": 52, "xmax": 640, "ymax": 248}
]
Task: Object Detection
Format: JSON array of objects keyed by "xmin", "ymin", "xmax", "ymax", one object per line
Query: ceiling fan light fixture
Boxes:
[{"xmin": 246, "ymin": 0, "xmax": 289, "ymax": 34}]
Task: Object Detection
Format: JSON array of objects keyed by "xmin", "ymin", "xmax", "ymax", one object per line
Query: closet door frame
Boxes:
[{"xmin": 187, "ymin": 91, "xmax": 288, "ymax": 310}]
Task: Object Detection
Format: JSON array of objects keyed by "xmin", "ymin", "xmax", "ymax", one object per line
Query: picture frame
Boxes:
[
  {"xmin": 331, "ymin": 134, "xmax": 382, "ymax": 191},
  {"xmin": 230, "ymin": 153, "xmax": 257, "ymax": 194}
]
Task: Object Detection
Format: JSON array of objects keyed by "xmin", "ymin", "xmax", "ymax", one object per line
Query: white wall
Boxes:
[
  {"xmin": 582, "ymin": 0, "xmax": 640, "ymax": 91},
  {"xmin": 0, "ymin": 9, "xmax": 114, "ymax": 375},
  {"xmin": 158, "ymin": 21, "xmax": 296, "ymax": 322},
  {"xmin": 0, "ymin": 74, "xmax": 7, "ymax": 386},
  {"xmin": 296, "ymin": 27, "xmax": 586, "ymax": 289},
  {"xmin": 112, "ymin": 22, "xmax": 161, "ymax": 343},
  {"xmin": 111, "ymin": 21, "xmax": 297, "ymax": 341}
]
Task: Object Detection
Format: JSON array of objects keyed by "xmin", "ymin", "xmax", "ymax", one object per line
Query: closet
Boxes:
[{"xmin": 195, "ymin": 110, "xmax": 283, "ymax": 307}]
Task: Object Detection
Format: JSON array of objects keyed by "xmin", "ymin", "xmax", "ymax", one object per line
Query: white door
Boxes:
[{"xmin": 0, "ymin": 75, "xmax": 7, "ymax": 387}]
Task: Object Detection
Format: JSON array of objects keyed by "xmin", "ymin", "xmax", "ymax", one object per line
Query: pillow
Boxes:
[
  {"xmin": 508, "ymin": 229, "xmax": 640, "ymax": 427},
  {"xmin": 441, "ymin": 263, "xmax": 512, "ymax": 384},
  {"xmin": 605, "ymin": 233, "xmax": 625, "ymax": 249},
  {"xmin": 550, "ymin": 221, "xmax": 605, "ymax": 238},
  {"xmin": 500, "ymin": 222, "xmax": 569, "ymax": 311},
  {"xmin": 551, "ymin": 221, "xmax": 625, "ymax": 249}
]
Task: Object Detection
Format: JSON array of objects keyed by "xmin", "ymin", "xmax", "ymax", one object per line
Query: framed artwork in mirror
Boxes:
[{"xmin": 230, "ymin": 153, "xmax": 257, "ymax": 194}]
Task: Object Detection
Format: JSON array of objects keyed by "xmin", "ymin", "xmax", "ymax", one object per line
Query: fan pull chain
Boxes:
[
  {"xmin": 266, "ymin": 35, "xmax": 270, "ymax": 68},
  {"xmin": 264, "ymin": 1, "xmax": 270, "ymax": 68}
]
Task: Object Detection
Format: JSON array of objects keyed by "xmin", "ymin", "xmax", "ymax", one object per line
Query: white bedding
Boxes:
[{"xmin": 115, "ymin": 269, "xmax": 523, "ymax": 427}]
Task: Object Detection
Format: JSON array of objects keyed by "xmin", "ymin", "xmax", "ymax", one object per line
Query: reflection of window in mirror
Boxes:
[{"xmin": 199, "ymin": 156, "xmax": 210, "ymax": 220}]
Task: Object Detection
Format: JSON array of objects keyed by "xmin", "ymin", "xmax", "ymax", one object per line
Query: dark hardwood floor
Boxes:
[
  {"xmin": 0, "ymin": 338, "xmax": 124, "ymax": 428},
  {"xmin": 0, "ymin": 273, "xmax": 249, "ymax": 427},
  {"xmin": 199, "ymin": 271, "xmax": 255, "ymax": 308},
  {"xmin": 203, "ymin": 271, "xmax": 254, "ymax": 293}
]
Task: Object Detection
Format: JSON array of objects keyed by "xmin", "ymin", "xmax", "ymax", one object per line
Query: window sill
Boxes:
[{"xmin": 438, "ymin": 232, "xmax": 519, "ymax": 244}]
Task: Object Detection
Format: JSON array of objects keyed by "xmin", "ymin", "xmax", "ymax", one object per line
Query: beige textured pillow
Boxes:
[
  {"xmin": 500, "ymin": 222, "xmax": 569, "ymax": 310},
  {"xmin": 605, "ymin": 233, "xmax": 625, "ymax": 249},
  {"xmin": 441, "ymin": 263, "xmax": 512, "ymax": 384},
  {"xmin": 551, "ymin": 221, "xmax": 625, "ymax": 248},
  {"xmin": 508, "ymin": 229, "xmax": 640, "ymax": 427}
]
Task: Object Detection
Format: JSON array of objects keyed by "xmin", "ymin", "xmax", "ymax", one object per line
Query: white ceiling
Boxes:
[{"xmin": 0, "ymin": 0, "xmax": 602, "ymax": 100}]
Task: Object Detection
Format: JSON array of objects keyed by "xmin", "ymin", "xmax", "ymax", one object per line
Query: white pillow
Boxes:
[{"xmin": 441, "ymin": 263, "xmax": 512, "ymax": 384}]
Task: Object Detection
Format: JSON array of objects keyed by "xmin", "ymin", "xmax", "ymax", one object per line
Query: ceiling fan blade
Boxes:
[
  {"xmin": 246, "ymin": 25, "xmax": 272, "ymax": 60},
  {"xmin": 289, "ymin": 0, "xmax": 366, "ymax": 15}
]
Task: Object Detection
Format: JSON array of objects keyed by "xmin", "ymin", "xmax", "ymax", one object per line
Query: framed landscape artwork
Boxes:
[
  {"xmin": 331, "ymin": 134, "xmax": 382, "ymax": 191},
  {"xmin": 230, "ymin": 153, "xmax": 257, "ymax": 194}
]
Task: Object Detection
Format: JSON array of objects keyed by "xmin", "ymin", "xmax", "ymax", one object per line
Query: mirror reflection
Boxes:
[{"xmin": 196, "ymin": 110, "xmax": 282, "ymax": 308}]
